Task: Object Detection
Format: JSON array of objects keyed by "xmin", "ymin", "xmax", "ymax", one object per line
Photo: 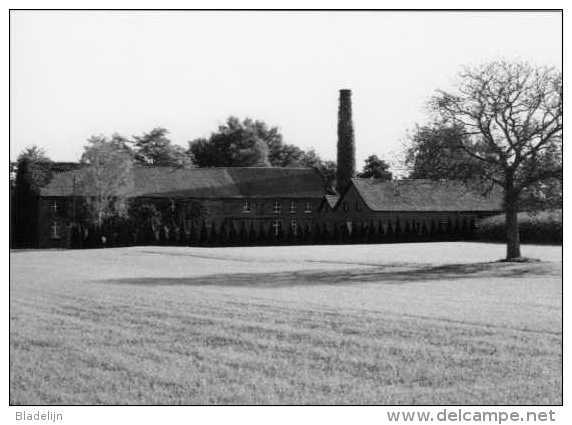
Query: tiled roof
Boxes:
[
  {"xmin": 40, "ymin": 166, "xmax": 326, "ymax": 199},
  {"xmin": 350, "ymin": 178, "xmax": 503, "ymax": 212}
]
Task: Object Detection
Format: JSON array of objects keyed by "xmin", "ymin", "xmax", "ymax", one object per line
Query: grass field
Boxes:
[{"xmin": 10, "ymin": 243, "xmax": 562, "ymax": 405}]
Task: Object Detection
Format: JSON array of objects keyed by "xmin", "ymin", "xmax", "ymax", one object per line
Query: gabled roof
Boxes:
[
  {"xmin": 349, "ymin": 178, "xmax": 503, "ymax": 212},
  {"xmin": 40, "ymin": 166, "xmax": 326, "ymax": 199},
  {"xmin": 325, "ymin": 194, "xmax": 340, "ymax": 208}
]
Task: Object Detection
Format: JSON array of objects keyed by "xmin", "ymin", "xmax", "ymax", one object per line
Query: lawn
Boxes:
[{"xmin": 9, "ymin": 243, "xmax": 562, "ymax": 405}]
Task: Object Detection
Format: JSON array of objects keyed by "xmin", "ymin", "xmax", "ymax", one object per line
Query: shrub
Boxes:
[{"xmin": 476, "ymin": 210, "xmax": 562, "ymax": 244}]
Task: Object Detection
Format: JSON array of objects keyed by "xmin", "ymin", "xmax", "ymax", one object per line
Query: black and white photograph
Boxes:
[{"xmin": 7, "ymin": 6, "xmax": 564, "ymax": 417}]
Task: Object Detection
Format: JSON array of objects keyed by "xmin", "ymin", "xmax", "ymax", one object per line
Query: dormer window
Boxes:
[
  {"xmin": 304, "ymin": 202, "xmax": 312, "ymax": 213},
  {"xmin": 243, "ymin": 199, "xmax": 251, "ymax": 213},
  {"xmin": 289, "ymin": 200, "xmax": 296, "ymax": 213},
  {"xmin": 273, "ymin": 200, "xmax": 281, "ymax": 214}
]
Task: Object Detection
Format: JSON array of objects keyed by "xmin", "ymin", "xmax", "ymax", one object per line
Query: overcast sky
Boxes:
[{"xmin": 10, "ymin": 11, "xmax": 562, "ymax": 172}]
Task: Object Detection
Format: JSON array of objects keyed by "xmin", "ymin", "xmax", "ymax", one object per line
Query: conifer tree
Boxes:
[
  {"xmin": 199, "ymin": 221, "xmax": 208, "ymax": 245},
  {"xmin": 209, "ymin": 222, "xmax": 218, "ymax": 246},
  {"xmin": 239, "ymin": 221, "xmax": 248, "ymax": 244},
  {"xmin": 248, "ymin": 222, "xmax": 257, "ymax": 244}
]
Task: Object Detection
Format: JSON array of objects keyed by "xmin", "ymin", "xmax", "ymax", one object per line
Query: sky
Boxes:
[{"xmin": 10, "ymin": 11, "xmax": 562, "ymax": 173}]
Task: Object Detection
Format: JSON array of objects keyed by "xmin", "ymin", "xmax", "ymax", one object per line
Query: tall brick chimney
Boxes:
[{"xmin": 336, "ymin": 89, "xmax": 356, "ymax": 194}]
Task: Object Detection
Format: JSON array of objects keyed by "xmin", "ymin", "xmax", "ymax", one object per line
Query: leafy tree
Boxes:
[
  {"xmin": 268, "ymin": 142, "xmax": 305, "ymax": 167},
  {"xmin": 188, "ymin": 117, "xmax": 270, "ymax": 167},
  {"xmin": 405, "ymin": 121, "xmax": 562, "ymax": 211},
  {"xmin": 12, "ymin": 146, "xmax": 52, "ymax": 247},
  {"xmin": 357, "ymin": 155, "xmax": 393, "ymax": 180},
  {"xmin": 520, "ymin": 178, "xmax": 562, "ymax": 211},
  {"xmin": 18, "ymin": 145, "xmax": 50, "ymax": 162},
  {"xmin": 16, "ymin": 145, "xmax": 53, "ymax": 189},
  {"xmin": 299, "ymin": 149, "xmax": 337, "ymax": 190},
  {"xmin": 405, "ymin": 123, "xmax": 485, "ymax": 180},
  {"xmin": 188, "ymin": 117, "xmax": 339, "ymax": 196},
  {"xmin": 79, "ymin": 136, "xmax": 134, "ymax": 228},
  {"xmin": 431, "ymin": 60, "xmax": 562, "ymax": 260},
  {"xmin": 241, "ymin": 118, "xmax": 305, "ymax": 167},
  {"xmin": 132, "ymin": 127, "xmax": 193, "ymax": 168}
]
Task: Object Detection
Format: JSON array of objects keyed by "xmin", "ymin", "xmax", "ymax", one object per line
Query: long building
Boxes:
[
  {"xmin": 36, "ymin": 89, "xmax": 503, "ymax": 248},
  {"xmin": 38, "ymin": 166, "xmax": 327, "ymax": 248}
]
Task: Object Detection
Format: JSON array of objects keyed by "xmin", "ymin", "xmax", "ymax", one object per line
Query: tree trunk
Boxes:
[{"xmin": 504, "ymin": 189, "xmax": 521, "ymax": 261}]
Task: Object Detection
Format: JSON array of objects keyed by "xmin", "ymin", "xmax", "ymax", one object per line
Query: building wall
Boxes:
[
  {"xmin": 37, "ymin": 196, "xmax": 323, "ymax": 248},
  {"xmin": 37, "ymin": 191, "xmax": 501, "ymax": 248},
  {"xmin": 318, "ymin": 184, "xmax": 500, "ymax": 239},
  {"xmin": 199, "ymin": 197, "xmax": 320, "ymax": 234},
  {"xmin": 38, "ymin": 197, "xmax": 73, "ymax": 248}
]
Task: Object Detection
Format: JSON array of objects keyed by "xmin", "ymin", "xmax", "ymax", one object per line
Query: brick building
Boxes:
[
  {"xmin": 34, "ymin": 88, "xmax": 503, "ymax": 248},
  {"xmin": 319, "ymin": 178, "xmax": 502, "ymax": 242},
  {"xmin": 38, "ymin": 166, "xmax": 328, "ymax": 248}
]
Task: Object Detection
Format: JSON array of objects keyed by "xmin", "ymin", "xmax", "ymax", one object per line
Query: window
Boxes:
[
  {"xmin": 355, "ymin": 201, "xmax": 362, "ymax": 211},
  {"xmin": 273, "ymin": 200, "xmax": 281, "ymax": 214},
  {"xmin": 304, "ymin": 202, "xmax": 312, "ymax": 213},
  {"xmin": 49, "ymin": 200, "xmax": 58, "ymax": 213},
  {"xmin": 346, "ymin": 220, "xmax": 353, "ymax": 235},
  {"xmin": 243, "ymin": 199, "xmax": 251, "ymax": 213},
  {"xmin": 342, "ymin": 202, "xmax": 349, "ymax": 212},
  {"xmin": 289, "ymin": 200, "xmax": 296, "ymax": 213},
  {"xmin": 291, "ymin": 218, "xmax": 297, "ymax": 235},
  {"xmin": 50, "ymin": 221, "xmax": 60, "ymax": 239},
  {"xmin": 272, "ymin": 219, "xmax": 282, "ymax": 236}
]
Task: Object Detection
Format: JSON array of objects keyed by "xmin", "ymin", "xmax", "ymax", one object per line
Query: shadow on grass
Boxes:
[{"xmin": 100, "ymin": 261, "xmax": 558, "ymax": 288}]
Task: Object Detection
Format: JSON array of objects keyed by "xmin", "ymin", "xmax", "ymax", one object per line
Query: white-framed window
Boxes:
[
  {"xmin": 50, "ymin": 221, "xmax": 60, "ymax": 239},
  {"xmin": 243, "ymin": 199, "xmax": 251, "ymax": 213},
  {"xmin": 289, "ymin": 200, "xmax": 296, "ymax": 213},
  {"xmin": 291, "ymin": 218, "xmax": 297, "ymax": 235},
  {"xmin": 304, "ymin": 202, "xmax": 312, "ymax": 213},
  {"xmin": 49, "ymin": 200, "xmax": 58, "ymax": 213},
  {"xmin": 273, "ymin": 200, "xmax": 281, "ymax": 214},
  {"xmin": 272, "ymin": 219, "xmax": 282, "ymax": 236}
]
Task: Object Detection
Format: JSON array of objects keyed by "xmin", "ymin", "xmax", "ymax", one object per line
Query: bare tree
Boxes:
[
  {"xmin": 431, "ymin": 60, "xmax": 562, "ymax": 261},
  {"xmin": 79, "ymin": 136, "xmax": 134, "ymax": 228}
]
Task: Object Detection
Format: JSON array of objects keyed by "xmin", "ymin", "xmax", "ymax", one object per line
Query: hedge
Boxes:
[{"xmin": 476, "ymin": 210, "xmax": 562, "ymax": 244}]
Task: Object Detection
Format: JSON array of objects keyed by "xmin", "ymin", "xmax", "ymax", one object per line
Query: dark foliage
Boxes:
[
  {"xmin": 132, "ymin": 128, "xmax": 193, "ymax": 168},
  {"xmin": 476, "ymin": 210, "xmax": 562, "ymax": 245},
  {"xmin": 188, "ymin": 117, "xmax": 270, "ymax": 167},
  {"xmin": 357, "ymin": 155, "xmax": 393, "ymax": 180},
  {"xmin": 12, "ymin": 147, "xmax": 53, "ymax": 248},
  {"xmin": 298, "ymin": 149, "xmax": 337, "ymax": 191},
  {"xmin": 405, "ymin": 123, "xmax": 485, "ymax": 181}
]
